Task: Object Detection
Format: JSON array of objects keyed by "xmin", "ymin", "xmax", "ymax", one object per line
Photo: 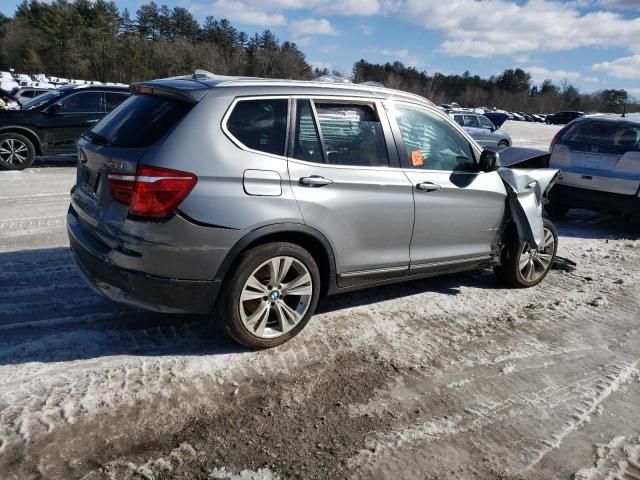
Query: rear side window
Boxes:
[
  {"xmin": 89, "ymin": 94, "xmax": 193, "ymax": 148},
  {"xmin": 293, "ymin": 99, "xmax": 323, "ymax": 163},
  {"xmin": 560, "ymin": 121, "xmax": 640, "ymax": 155},
  {"xmin": 462, "ymin": 115, "xmax": 480, "ymax": 128},
  {"xmin": 227, "ymin": 99, "xmax": 288, "ymax": 156},
  {"xmin": 314, "ymin": 103, "xmax": 389, "ymax": 167}
]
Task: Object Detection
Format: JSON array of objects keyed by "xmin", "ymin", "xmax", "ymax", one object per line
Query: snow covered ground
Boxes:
[{"xmin": 0, "ymin": 122, "xmax": 639, "ymax": 480}]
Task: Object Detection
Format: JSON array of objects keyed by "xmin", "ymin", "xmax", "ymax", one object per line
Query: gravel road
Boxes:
[{"xmin": 0, "ymin": 122, "xmax": 638, "ymax": 480}]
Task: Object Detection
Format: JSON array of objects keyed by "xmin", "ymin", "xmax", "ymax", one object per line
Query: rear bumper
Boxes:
[
  {"xmin": 67, "ymin": 207, "xmax": 220, "ymax": 314},
  {"xmin": 549, "ymin": 184, "xmax": 639, "ymax": 215}
]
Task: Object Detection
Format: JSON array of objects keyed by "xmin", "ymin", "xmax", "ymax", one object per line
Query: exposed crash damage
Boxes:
[{"xmin": 491, "ymin": 146, "xmax": 559, "ymax": 249}]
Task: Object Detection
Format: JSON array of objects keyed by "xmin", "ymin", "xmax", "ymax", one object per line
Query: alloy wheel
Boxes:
[
  {"xmin": 518, "ymin": 227, "xmax": 555, "ymax": 282},
  {"xmin": 0, "ymin": 138, "xmax": 30, "ymax": 167},
  {"xmin": 239, "ymin": 256, "xmax": 313, "ymax": 339}
]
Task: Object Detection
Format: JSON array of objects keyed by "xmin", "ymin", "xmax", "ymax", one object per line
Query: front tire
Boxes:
[
  {"xmin": 216, "ymin": 242, "xmax": 321, "ymax": 348},
  {"xmin": 494, "ymin": 218, "xmax": 558, "ymax": 288},
  {"xmin": 0, "ymin": 133, "xmax": 35, "ymax": 170},
  {"xmin": 498, "ymin": 140, "xmax": 509, "ymax": 147}
]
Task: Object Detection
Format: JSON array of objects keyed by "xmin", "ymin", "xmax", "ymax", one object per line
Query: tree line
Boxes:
[
  {"xmin": 351, "ymin": 61, "xmax": 637, "ymax": 114},
  {"xmin": 0, "ymin": 0, "xmax": 635, "ymax": 114}
]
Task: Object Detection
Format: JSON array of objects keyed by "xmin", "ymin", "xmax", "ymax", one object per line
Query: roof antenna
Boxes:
[{"xmin": 193, "ymin": 69, "xmax": 215, "ymax": 80}]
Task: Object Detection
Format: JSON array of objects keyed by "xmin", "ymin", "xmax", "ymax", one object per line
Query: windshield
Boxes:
[{"xmin": 20, "ymin": 89, "xmax": 64, "ymax": 110}]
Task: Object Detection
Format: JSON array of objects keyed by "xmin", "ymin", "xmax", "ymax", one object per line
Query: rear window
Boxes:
[
  {"xmin": 226, "ymin": 99, "xmax": 288, "ymax": 156},
  {"xmin": 89, "ymin": 94, "xmax": 193, "ymax": 148},
  {"xmin": 560, "ymin": 120, "xmax": 640, "ymax": 155}
]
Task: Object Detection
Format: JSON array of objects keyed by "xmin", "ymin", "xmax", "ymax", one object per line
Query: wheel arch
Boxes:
[
  {"xmin": 0, "ymin": 126, "xmax": 43, "ymax": 156},
  {"xmin": 214, "ymin": 223, "xmax": 338, "ymax": 298}
]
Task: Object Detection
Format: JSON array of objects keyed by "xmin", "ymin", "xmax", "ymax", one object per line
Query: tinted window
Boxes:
[
  {"xmin": 57, "ymin": 92, "xmax": 103, "ymax": 113},
  {"xmin": 394, "ymin": 105, "xmax": 475, "ymax": 171},
  {"xmin": 89, "ymin": 94, "xmax": 193, "ymax": 148},
  {"xmin": 21, "ymin": 91, "xmax": 34, "ymax": 98},
  {"xmin": 227, "ymin": 99, "xmax": 288, "ymax": 156},
  {"xmin": 21, "ymin": 89, "xmax": 64, "ymax": 110},
  {"xmin": 478, "ymin": 115, "xmax": 494, "ymax": 130},
  {"xmin": 293, "ymin": 99, "xmax": 323, "ymax": 163},
  {"xmin": 315, "ymin": 103, "xmax": 389, "ymax": 167},
  {"xmin": 560, "ymin": 120, "xmax": 640, "ymax": 155},
  {"xmin": 105, "ymin": 92, "xmax": 130, "ymax": 112},
  {"xmin": 453, "ymin": 115, "xmax": 464, "ymax": 126}
]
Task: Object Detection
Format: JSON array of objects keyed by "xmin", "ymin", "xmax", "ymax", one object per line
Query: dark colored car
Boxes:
[
  {"xmin": 546, "ymin": 111, "xmax": 584, "ymax": 125},
  {"xmin": 0, "ymin": 85, "xmax": 130, "ymax": 170}
]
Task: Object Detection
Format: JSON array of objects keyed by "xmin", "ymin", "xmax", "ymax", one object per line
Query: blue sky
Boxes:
[{"xmin": 1, "ymin": 0, "xmax": 639, "ymax": 97}]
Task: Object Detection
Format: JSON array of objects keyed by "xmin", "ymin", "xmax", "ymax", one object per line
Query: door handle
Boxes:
[
  {"xmin": 86, "ymin": 119, "xmax": 100, "ymax": 124},
  {"xmin": 416, "ymin": 182, "xmax": 441, "ymax": 192},
  {"xmin": 299, "ymin": 176, "xmax": 333, "ymax": 187}
]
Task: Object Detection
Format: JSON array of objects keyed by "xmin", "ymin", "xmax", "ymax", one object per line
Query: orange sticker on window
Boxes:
[{"xmin": 410, "ymin": 150, "xmax": 424, "ymax": 167}]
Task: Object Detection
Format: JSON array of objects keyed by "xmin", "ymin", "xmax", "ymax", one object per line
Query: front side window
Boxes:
[
  {"xmin": 314, "ymin": 102, "xmax": 389, "ymax": 167},
  {"xmin": 394, "ymin": 105, "xmax": 476, "ymax": 171},
  {"xmin": 227, "ymin": 99, "xmax": 288, "ymax": 156},
  {"xmin": 57, "ymin": 92, "xmax": 103, "ymax": 113},
  {"xmin": 478, "ymin": 115, "xmax": 495, "ymax": 130}
]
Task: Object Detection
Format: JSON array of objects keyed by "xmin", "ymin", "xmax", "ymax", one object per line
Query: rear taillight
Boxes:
[
  {"xmin": 108, "ymin": 165, "xmax": 197, "ymax": 219},
  {"xmin": 549, "ymin": 126, "xmax": 568, "ymax": 153}
]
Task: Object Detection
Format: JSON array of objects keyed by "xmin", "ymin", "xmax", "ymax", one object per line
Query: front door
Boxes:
[
  {"xmin": 388, "ymin": 102, "xmax": 507, "ymax": 269},
  {"xmin": 288, "ymin": 99, "xmax": 414, "ymax": 286},
  {"xmin": 42, "ymin": 91, "xmax": 105, "ymax": 153}
]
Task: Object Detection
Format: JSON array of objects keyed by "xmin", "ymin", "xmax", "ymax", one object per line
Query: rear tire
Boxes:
[
  {"xmin": 215, "ymin": 242, "xmax": 321, "ymax": 349},
  {"xmin": 0, "ymin": 133, "xmax": 35, "ymax": 170},
  {"xmin": 544, "ymin": 202, "xmax": 569, "ymax": 219},
  {"xmin": 494, "ymin": 218, "xmax": 558, "ymax": 288}
]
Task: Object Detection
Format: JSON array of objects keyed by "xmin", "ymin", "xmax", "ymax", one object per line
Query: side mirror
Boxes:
[
  {"xmin": 479, "ymin": 150, "xmax": 500, "ymax": 172},
  {"xmin": 47, "ymin": 103, "xmax": 62, "ymax": 115}
]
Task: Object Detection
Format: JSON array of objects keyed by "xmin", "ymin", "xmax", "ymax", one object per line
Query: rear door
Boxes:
[
  {"xmin": 287, "ymin": 98, "xmax": 414, "ymax": 285},
  {"xmin": 387, "ymin": 101, "xmax": 507, "ymax": 269},
  {"xmin": 551, "ymin": 119, "xmax": 640, "ymax": 195},
  {"xmin": 42, "ymin": 91, "xmax": 105, "ymax": 153}
]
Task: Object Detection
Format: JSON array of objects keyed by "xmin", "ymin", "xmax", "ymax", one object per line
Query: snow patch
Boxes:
[{"xmin": 210, "ymin": 467, "xmax": 282, "ymax": 479}]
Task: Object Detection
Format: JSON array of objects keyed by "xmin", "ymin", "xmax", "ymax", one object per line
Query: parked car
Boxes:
[
  {"xmin": 450, "ymin": 112, "xmax": 512, "ymax": 147},
  {"xmin": 546, "ymin": 116, "xmax": 640, "ymax": 217},
  {"xmin": 0, "ymin": 85, "xmax": 129, "ymax": 170},
  {"xmin": 546, "ymin": 111, "xmax": 584, "ymax": 125},
  {"xmin": 67, "ymin": 74, "xmax": 559, "ymax": 348},
  {"xmin": 14, "ymin": 86, "xmax": 55, "ymax": 103}
]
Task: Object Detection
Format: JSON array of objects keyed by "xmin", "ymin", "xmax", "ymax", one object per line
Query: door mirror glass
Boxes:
[{"xmin": 479, "ymin": 150, "xmax": 500, "ymax": 172}]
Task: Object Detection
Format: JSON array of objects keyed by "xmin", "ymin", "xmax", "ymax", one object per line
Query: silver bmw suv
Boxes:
[{"xmin": 67, "ymin": 72, "xmax": 559, "ymax": 348}]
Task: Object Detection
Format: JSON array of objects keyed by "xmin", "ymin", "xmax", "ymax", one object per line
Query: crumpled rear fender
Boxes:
[{"xmin": 497, "ymin": 168, "xmax": 560, "ymax": 249}]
